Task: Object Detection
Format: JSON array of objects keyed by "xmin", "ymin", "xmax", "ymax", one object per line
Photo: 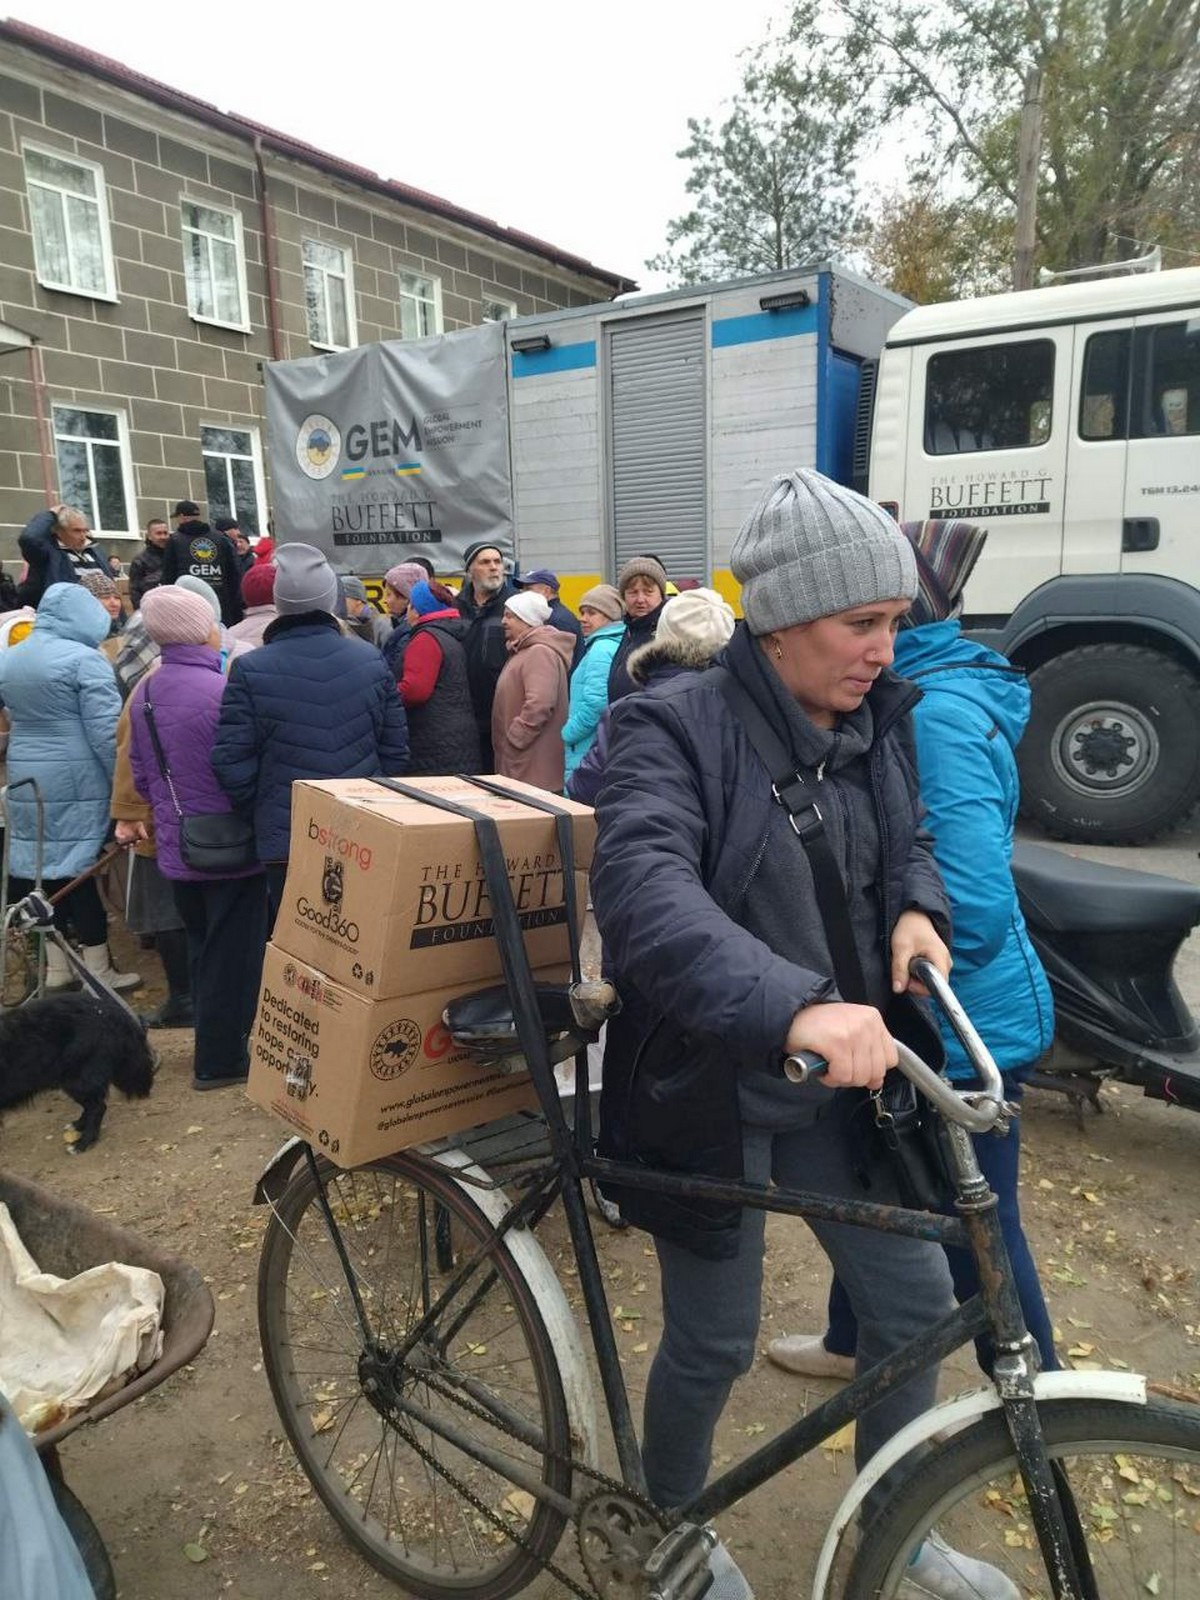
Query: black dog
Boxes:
[{"xmin": 0, "ymin": 992, "xmax": 155, "ymax": 1151}]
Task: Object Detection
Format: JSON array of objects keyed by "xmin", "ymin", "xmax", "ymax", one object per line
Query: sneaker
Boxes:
[
  {"xmin": 707, "ymin": 1539, "xmax": 755, "ymax": 1600},
  {"xmin": 192, "ymin": 1073, "xmax": 249, "ymax": 1091},
  {"xmin": 766, "ymin": 1332, "xmax": 855, "ymax": 1381},
  {"xmin": 898, "ymin": 1532, "xmax": 1021, "ymax": 1599}
]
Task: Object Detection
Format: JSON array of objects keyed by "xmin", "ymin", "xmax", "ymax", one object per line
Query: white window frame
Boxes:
[
  {"xmin": 302, "ymin": 237, "xmax": 358, "ymax": 350},
  {"xmin": 482, "ymin": 295, "xmax": 518, "ymax": 324},
  {"xmin": 399, "ymin": 270, "xmax": 443, "ymax": 339},
  {"xmin": 52, "ymin": 404, "xmax": 137, "ymax": 537},
  {"xmin": 180, "ymin": 198, "xmax": 251, "ymax": 332},
  {"xmin": 23, "ymin": 140, "xmax": 117, "ymax": 302},
  {"xmin": 200, "ymin": 422, "xmax": 267, "ymax": 535}
]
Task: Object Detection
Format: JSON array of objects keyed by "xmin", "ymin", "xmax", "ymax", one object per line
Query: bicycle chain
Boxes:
[{"xmin": 390, "ymin": 1363, "xmax": 665, "ymax": 1599}]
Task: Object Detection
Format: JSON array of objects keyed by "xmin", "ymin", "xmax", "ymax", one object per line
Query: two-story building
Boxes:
[{"xmin": 0, "ymin": 19, "xmax": 633, "ymax": 562}]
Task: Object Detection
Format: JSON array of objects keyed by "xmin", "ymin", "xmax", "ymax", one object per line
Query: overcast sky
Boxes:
[{"xmin": 19, "ymin": 0, "xmax": 797, "ymax": 291}]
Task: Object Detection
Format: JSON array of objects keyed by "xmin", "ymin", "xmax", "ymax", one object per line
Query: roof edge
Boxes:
[{"xmin": 0, "ymin": 18, "xmax": 638, "ymax": 295}]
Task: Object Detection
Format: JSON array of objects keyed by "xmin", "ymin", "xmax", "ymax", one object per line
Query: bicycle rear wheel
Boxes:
[
  {"xmin": 846, "ymin": 1397, "xmax": 1200, "ymax": 1599},
  {"xmin": 258, "ymin": 1153, "xmax": 572, "ymax": 1599}
]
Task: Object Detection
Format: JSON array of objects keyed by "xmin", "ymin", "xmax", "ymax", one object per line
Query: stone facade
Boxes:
[{"xmin": 0, "ymin": 25, "xmax": 629, "ymax": 562}]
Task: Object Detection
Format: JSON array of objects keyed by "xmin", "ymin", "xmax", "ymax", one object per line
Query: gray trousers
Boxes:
[{"xmin": 642, "ymin": 1103, "xmax": 956, "ymax": 1514}]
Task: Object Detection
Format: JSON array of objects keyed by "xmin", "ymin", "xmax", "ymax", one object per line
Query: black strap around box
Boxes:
[{"xmin": 368, "ymin": 776, "xmax": 579, "ymax": 1141}]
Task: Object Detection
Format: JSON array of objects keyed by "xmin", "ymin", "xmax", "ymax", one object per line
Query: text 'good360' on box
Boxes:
[{"xmin": 275, "ymin": 775, "xmax": 594, "ymax": 1000}]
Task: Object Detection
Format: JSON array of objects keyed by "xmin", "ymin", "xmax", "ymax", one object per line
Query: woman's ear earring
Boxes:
[{"xmin": 773, "ymin": 640, "xmax": 783, "ymax": 662}]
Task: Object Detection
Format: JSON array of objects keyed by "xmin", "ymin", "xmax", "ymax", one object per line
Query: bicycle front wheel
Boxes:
[
  {"xmin": 258, "ymin": 1153, "xmax": 572, "ymax": 1599},
  {"xmin": 846, "ymin": 1397, "xmax": 1200, "ymax": 1599}
]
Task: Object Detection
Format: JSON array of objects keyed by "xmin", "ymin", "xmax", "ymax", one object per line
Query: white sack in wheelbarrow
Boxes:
[{"xmin": 0, "ymin": 1202, "xmax": 164, "ymax": 1435}]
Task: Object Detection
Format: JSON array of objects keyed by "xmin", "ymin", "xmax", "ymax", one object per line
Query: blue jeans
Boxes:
[
  {"xmin": 642, "ymin": 1099, "xmax": 956, "ymax": 1517},
  {"xmin": 824, "ymin": 1083, "xmax": 1059, "ymax": 1373}
]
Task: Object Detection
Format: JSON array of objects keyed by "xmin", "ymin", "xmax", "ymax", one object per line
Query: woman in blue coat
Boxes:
[
  {"xmin": 561, "ymin": 584, "xmax": 624, "ymax": 787},
  {"xmin": 768, "ymin": 520, "xmax": 1058, "ymax": 1384},
  {"xmin": 0, "ymin": 582, "xmax": 139, "ymax": 990}
]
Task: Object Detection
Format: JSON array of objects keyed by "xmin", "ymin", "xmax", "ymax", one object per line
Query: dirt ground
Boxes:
[{"xmin": 2, "ymin": 915, "xmax": 1199, "ymax": 1599}]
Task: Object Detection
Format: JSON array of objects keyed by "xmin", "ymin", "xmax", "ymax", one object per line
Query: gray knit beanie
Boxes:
[
  {"xmin": 731, "ymin": 470, "xmax": 917, "ymax": 634},
  {"xmin": 274, "ymin": 542, "xmax": 339, "ymax": 615},
  {"xmin": 616, "ymin": 556, "xmax": 668, "ymax": 598}
]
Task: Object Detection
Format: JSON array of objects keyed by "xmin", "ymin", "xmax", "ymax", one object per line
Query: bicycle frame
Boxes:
[{"xmin": 273, "ymin": 784, "xmax": 1093, "ymax": 1598}]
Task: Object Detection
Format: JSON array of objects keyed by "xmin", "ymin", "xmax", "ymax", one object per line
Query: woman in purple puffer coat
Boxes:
[{"xmin": 125, "ymin": 586, "xmax": 267, "ymax": 1091}]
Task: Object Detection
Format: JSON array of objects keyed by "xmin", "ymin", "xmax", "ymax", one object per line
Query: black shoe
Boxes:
[
  {"xmin": 141, "ymin": 1000, "xmax": 195, "ymax": 1029},
  {"xmin": 192, "ymin": 1073, "xmax": 249, "ymax": 1091}
]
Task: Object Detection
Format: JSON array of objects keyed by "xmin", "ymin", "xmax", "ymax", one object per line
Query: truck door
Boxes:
[
  {"xmin": 1063, "ymin": 318, "xmax": 1133, "ymax": 573},
  {"xmin": 902, "ymin": 330, "xmax": 1069, "ymax": 615},
  {"xmin": 605, "ymin": 312, "xmax": 708, "ymax": 582},
  {"xmin": 1122, "ymin": 311, "xmax": 1200, "ymax": 584}
]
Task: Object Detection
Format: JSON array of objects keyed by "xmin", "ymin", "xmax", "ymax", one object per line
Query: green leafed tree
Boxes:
[
  {"xmin": 861, "ymin": 181, "xmax": 1013, "ymax": 303},
  {"xmin": 648, "ymin": 54, "xmax": 866, "ymax": 285},
  {"xmin": 793, "ymin": 0, "xmax": 1200, "ymax": 280}
]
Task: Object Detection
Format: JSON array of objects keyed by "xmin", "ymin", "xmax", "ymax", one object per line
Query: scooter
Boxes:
[{"xmin": 1012, "ymin": 841, "xmax": 1200, "ymax": 1114}]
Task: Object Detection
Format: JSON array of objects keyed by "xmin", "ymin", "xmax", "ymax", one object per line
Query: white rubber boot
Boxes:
[
  {"xmin": 43, "ymin": 939, "xmax": 79, "ymax": 991},
  {"xmin": 80, "ymin": 943, "xmax": 142, "ymax": 993}
]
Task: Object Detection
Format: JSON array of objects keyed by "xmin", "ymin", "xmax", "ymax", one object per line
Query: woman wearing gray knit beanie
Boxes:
[{"xmin": 591, "ymin": 470, "xmax": 1018, "ymax": 1600}]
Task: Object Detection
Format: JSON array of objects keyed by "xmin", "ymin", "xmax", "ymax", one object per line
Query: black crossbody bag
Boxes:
[
  {"xmin": 713, "ymin": 668, "xmax": 952, "ymax": 1211},
  {"xmin": 142, "ymin": 687, "xmax": 257, "ymax": 875}
]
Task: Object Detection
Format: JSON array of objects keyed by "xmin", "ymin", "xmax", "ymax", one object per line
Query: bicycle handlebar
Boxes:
[{"xmin": 782, "ymin": 957, "xmax": 1006, "ymax": 1133}]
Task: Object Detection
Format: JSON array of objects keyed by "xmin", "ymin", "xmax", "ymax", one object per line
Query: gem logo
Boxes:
[
  {"xmin": 322, "ymin": 855, "xmax": 344, "ymax": 907},
  {"xmin": 370, "ymin": 1018, "xmax": 422, "ymax": 1081},
  {"xmin": 189, "ymin": 536, "xmax": 218, "ymax": 563},
  {"xmin": 296, "ymin": 413, "xmax": 341, "ymax": 481}
]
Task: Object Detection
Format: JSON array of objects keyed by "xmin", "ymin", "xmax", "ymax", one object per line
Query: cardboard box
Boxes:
[
  {"xmin": 247, "ymin": 943, "xmax": 559, "ymax": 1167},
  {"xmin": 274, "ymin": 775, "xmax": 594, "ymax": 1000}
]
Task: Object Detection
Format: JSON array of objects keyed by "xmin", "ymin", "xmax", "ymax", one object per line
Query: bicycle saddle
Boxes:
[{"xmin": 446, "ymin": 979, "xmax": 619, "ymax": 1052}]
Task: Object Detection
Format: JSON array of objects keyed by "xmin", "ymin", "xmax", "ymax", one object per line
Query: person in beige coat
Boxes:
[{"xmin": 491, "ymin": 592, "xmax": 575, "ymax": 790}]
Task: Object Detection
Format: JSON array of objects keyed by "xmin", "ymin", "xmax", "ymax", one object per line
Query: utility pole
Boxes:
[{"xmin": 1013, "ymin": 65, "xmax": 1043, "ymax": 291}]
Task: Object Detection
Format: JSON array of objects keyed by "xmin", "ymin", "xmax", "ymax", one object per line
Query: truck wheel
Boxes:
[{"xmin": 1018, "ymin": 644, "xmax": 1200, "ymax": 845}]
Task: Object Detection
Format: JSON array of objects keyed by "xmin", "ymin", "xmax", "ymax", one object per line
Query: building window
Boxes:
[
  {"xmin": 302, "ymin": 238, "xmax": 356, "ymax": 349},
  {"xmin": 23, "ymin": 144, "xmax": 115, "ymax": 299},
  {"xmin": 482, "ymin": 297, "xmax": 517, "ymax": 323},
  {"xmin": 53, "ymin": 407, "xmax": 134, "ymax": 534},
  {"xmin": 399, "ymin": 271, "xmax": 442, "ymax": 339},
  {"xmin": 924, "ymin": 339, "xmax": 1055, "ymax": 455},
  {"xmin": 201, "ymin": 425, "xmax": 263, "ymax": 535},
  {"xmin": 181, "ymin": 201, "xmax": 249, "ymax": 329}
]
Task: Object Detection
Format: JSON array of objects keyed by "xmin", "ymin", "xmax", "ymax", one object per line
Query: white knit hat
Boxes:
[
  {"xmin": 505, "ymin": 591, "xmax": 551, "ymax": 627},
  {"xmin": 655, "ymin": 588, "xmax": 736, "ymax": 653}
]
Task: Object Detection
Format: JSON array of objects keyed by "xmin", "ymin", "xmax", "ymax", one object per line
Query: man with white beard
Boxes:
[{"xmin": 456, "ymin": 540, "xmax": 515, "ymax": 769}]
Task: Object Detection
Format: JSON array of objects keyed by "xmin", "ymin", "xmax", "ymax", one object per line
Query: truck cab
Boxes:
[{"xmin": 869, "ymin": 267, "xmax": 1200, "ymax": 844}]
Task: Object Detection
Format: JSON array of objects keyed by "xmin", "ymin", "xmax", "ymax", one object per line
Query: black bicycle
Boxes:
[{"xmin": 252, "ymin": 807, "xmax": 1200, "ymax": 1600}]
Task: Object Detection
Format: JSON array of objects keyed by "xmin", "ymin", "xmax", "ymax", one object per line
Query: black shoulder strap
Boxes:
[
  {"xmin": 141, "ymin": 684, "xmax": 184, "ymax": 820},
  {"xmin": 712, "ymin": 667, "xmax": 868, "ymax": 1004}
]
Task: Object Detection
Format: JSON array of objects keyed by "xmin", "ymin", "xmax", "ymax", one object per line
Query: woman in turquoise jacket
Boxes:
[
  {"xmin": 0, "ymin": 582, "xmax": 138, "ymax": 989},
  {"xmin": 768, "ymin": 520, "xmax": 1058, "ymax": 1379},
  {"xmin": 561, "ymin": 584, "xmax": 624, "ymax": 787}
]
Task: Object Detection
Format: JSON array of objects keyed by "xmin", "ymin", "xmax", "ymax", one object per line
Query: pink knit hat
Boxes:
[
  {"xmin": 142, "ymin": 585, "xmax": 216, "ymax": 645},
  {"xmin": 384, "ymin": 562, "xmax": 427, "ymax": 599}
]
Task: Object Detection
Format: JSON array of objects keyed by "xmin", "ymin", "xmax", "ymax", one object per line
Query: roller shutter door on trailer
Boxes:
[{"xmin": 607, "ymin": 314, "xmax": 707, "ymax": 581}]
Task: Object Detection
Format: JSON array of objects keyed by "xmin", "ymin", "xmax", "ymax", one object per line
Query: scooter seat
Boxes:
[{"xmin": 1012, "ymin": 841, "xmax": 1200, "ymax": 935}]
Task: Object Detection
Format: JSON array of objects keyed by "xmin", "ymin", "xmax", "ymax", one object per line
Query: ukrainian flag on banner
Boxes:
[
  {"xmin": 393, "ymin": 462, "xmax": 422, "ymax": 478},
  {"xmin": 341, "ymin": 466, "xmax": 367, "ymax": 482}
]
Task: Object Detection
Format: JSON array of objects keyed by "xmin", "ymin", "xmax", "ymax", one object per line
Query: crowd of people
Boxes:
[
  {"xmin": 0, "ymin": 501, "xmax": 728, "ymax": 1086},
  {"xmin": 0, "ymin": 475, "xmax": 1058, "ymax": 1600}
]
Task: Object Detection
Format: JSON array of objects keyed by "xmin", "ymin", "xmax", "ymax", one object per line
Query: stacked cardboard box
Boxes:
[{"xmin": 247, "ymin": 775, "xmax": 594, "ymax": 1166}]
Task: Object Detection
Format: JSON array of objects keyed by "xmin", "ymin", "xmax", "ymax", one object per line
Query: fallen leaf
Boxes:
[{"xmin": 183, "ymin": 1543, "xmax": 208, "ymax": 1564}]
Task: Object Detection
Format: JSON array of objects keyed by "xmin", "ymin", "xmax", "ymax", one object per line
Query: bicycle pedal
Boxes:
[{"xmin": 644, "ymin": 1522, "xmax": 716, "ymax": 1600}]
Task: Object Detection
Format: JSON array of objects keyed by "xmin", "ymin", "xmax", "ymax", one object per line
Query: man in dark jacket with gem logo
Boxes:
[
  {"xmin": 161, "ymin": 501, "xmax": 244, "ymax": 626},
  {"xmin": 592, "ymin": 471, "xmax": 1019, "ymax": 1600}
]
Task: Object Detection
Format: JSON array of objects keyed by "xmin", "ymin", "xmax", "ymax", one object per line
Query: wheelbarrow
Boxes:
[{"xmin": 0, "ymin": 1170, "xmax": 214, "ymax": 1598}]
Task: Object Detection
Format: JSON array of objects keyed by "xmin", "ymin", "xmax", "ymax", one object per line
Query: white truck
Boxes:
[
  {"xmin": 265, "ymin": 261, "xmax": 1200, "ymax": 844},
  {"xmin": 866, "ymin": 267, "xmax": 1200, "ymax": 844}
]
